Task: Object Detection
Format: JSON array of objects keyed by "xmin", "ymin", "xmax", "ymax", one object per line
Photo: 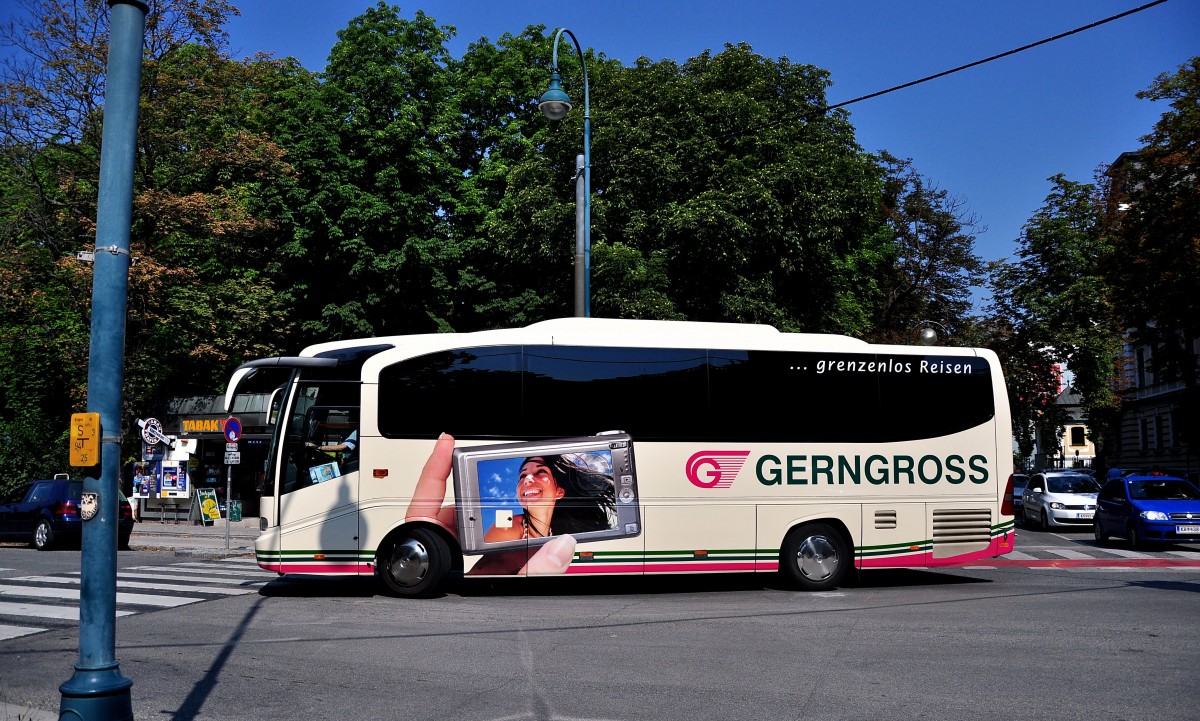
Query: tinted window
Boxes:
[
  {"xmin": 1, "ymin": 484, "xmax": 31, "ymax": 504},
  {"xmin": 26, "ymin": 482, "xmax": 54, "ymax": 503},
  {"xmin": 378, "ymin": 347, "xmax": 522, "ymax": 439},
  {"xmin": 712, "ymin": 350, "xmax": 993, "ymax": 442},
  {"xmin": 1100, "ymin": 480, "xmax": 1124, "ymax": 501},
  {"xmin": 1048, "ymin": 475, "xmax": 1098, "ymax": 494},
  {"xmin": 376, "ymin": 345, "xmax": 998, "ymax": 443},
  {"xmin": 524, "ymin": 345, "xmax": 708, "ymax": 439}
]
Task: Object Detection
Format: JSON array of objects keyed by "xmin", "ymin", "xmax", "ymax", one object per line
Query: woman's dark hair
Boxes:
[{"xmin": 524, "ymin": 455, "xmax": 616, "ymax": 535}]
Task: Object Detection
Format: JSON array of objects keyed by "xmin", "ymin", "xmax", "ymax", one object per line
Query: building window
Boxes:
[
  {"xmin": 1139, "ymin": 416, "xmax": 1150, "ymax": 451},
  {"xmin": 1069, "ymin": 426, "xmax": 1086, "ymax": 447},
  {"xmin": 1155, "ymin": 414, "xmax": 1165, "ymax": 451},
  {"xmin": 1135, "ymin": 348, "xmax": 1146, "ymax": 388}
]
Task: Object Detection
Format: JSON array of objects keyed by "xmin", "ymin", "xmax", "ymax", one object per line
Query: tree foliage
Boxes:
[
  {"xmin": 1104, "ymin": 57, "xmax": 1200, "ymax": 450},
  {"xmin": 987, "ymin": 174, "xmax": 1123, "ymax": 464},
  {"xmin": 870, "ymin": 153, "xmax": 983, "ymax": 343}
]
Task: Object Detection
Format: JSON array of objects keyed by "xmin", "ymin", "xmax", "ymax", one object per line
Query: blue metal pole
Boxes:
[{"xmin": 59, "ymin": 2, "xmax": 147, "ymax": 718}]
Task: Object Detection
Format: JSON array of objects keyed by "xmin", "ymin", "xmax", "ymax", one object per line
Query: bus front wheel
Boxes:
[
  {"xmin": 377, "ymin": 527, "xmax": 450, "ymax": 598},
  {"xmin": 780, "ymin": 523, "xmax": 850, "ymax": 592}
]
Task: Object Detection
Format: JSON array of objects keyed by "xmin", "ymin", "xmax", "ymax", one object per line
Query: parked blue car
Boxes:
[{"xmin": 1094, "ymin": 474, "xmax": 1200, "ymax": 549}]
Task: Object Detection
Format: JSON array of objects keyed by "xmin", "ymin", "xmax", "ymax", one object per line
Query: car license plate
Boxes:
[
  {"xmin": 1176, "ymin": 525, "xmax": 1200, "ymax": 534},
  {"xmin": 1077, "ymin": 512, "xmax": 1093, "ymax": 519}
]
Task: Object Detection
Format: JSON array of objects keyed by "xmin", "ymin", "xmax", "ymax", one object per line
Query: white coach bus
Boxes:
[{"xmin": 223, "ymin": 318, "xmax": 1016, "ymax": 597}]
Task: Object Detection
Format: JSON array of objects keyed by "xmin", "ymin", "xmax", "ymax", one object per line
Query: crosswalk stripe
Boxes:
[
  {"xmin": 1044, "ymin": 549, "xmax": 1094, "ymax": 559},
  {"xmin": 124, "ymin": 564, "xmax": 276, "ymax": 578},
  {"xmin": 66, "ymin": 570, "xmax": 268, "ymax": 586},
  {"xmin": 0, "ymin": 623, "xmax": 47, "ymax": 640},
  {"xmin": 0, "ymin": 584, "xmax": 202, "ymax": 607},
  {"xmin": 1001, "ymin": 551, "xmax": 1038, "ymax": 560},
  {"xmin": 1167, "ymin": 550, "xmax": 1200, "ymax": 559},
  {"xmin": 0, "ymin": 600, "xmax": 135, "ymax": 620},
  {"xmin": 1095, "ymin": 548, "xmax": 1153, "ymax": 559},
  {"xmin": 121, "ymin": 571, "xmax": 267, "ymax": 586},
  {"xmin": 12, "ymin": 576, "xmax": 257, "ymax": 596}
]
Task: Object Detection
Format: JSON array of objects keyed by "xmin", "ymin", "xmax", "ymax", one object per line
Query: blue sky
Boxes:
[
  {"xmin": 223, "ymin": 1, "xmax": 1195, "ymax": 309},
  {"xmin": 4, "ymin": 2, "xmax": 1185, "ymax": 308}
]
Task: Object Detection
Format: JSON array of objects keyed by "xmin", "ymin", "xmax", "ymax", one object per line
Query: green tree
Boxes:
[
  {"xmin": 0, "ymin": 0, "xmax": 292, "ymax": 485},
  {"xmin": 988, "ymin": 174, "xmax": 1122, "ymax": 464},
  {"xmin": 1105, "ymin": 57, "xmax": 1200, "ymax": 450},
  {"xmin": 481, "ymin": 41, "xmax": 892, "ymax": 332},
  {"xmin": 871, "ymin": 154, "xmax": 983, "ymax": 344}
]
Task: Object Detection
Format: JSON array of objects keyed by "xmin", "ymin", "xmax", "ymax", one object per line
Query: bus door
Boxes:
[{"xmin": 272, "ymin": 382, "xmax": 363, "ymax": 573}]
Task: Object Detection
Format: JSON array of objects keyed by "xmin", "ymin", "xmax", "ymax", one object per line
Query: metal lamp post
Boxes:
[{"xmin": 538, "ymin": 27, "xmax": 591, "ymax": 317}]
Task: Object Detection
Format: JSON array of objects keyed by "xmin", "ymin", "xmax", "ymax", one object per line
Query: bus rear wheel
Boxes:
[
  {"xmin": 377, "ymin": 527, "xmax": 450, "ymax": 598},
  {"xmin": 780, "ymin": 523, "xmax": 850, "ymax": 592}
]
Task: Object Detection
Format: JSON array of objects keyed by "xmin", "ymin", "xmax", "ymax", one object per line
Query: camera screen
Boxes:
[{"xmin": 453, "ymin": 434, "xmax": 640, "ymax": 554}]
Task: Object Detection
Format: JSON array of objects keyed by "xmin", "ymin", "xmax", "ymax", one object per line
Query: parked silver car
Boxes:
[{"xmin": 1022, "ymin": 471, "xmax": 1100, "ymax": 529}]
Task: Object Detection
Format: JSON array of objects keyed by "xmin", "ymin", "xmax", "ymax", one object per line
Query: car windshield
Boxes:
[
  {"xmin": 1129, "ymin": 480, "xmax": 1200, "ymax": 501},
  {"xmin": 1013, "ymin": 476, "xmax": 1029, "ymax": 489},
  {"xmin": 1047, "ymin": 475, "xmax": 1098, "ymax": 494}
]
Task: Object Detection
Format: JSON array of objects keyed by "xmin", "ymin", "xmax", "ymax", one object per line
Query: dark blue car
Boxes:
[
  {"xmin": 0, "ymin": 475, "xmax": 133, "ymax": 550},
  {"xmin": 1094, "ymin": 474, "xmax": 1200, "ymax": 549}
]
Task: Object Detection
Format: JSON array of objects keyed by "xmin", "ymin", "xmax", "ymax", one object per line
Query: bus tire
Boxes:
[
  {"xmin": 377, "ymin": 527, "xmax": 450, "ymax": 598},
  {"xmin": 779, "ymin": 523, "xmax": 850, "ymax": 592}
]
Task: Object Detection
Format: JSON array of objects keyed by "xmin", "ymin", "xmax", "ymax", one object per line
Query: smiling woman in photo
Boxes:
[{"xmin": 483, "ymin": 454, "xmax": 616, "ymax": 542}]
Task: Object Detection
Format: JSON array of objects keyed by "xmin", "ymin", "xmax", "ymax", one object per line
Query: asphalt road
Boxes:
[{"xmin": 1, "ymin": 526, "xmax": 1198, "ymax": 721}]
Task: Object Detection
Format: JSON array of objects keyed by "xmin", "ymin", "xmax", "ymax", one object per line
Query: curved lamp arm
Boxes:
[{"xmin": 540, "ymin": 28, "xmax": 591, "ymax": 317}]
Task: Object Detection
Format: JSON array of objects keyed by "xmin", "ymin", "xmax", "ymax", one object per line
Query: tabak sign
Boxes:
[{"xmin": 181, "ymin": 418, "xmax": 233, "ymax": 433}]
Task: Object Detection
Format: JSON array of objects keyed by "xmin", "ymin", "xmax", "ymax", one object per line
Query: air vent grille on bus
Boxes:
[
  {"xmin": 874, "ymin": 510, "xmax": 898, "ymax": 529},
  {"xmin": 931, "ymin": 508, "xmax": 992, "ymax": 559}
]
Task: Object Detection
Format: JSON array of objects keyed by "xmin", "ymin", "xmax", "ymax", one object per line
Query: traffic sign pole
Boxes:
[
  {"xmin": 223, "ymin": 417, "xmax": 241, "ymax": 549},
  {"xmin": 226, "ymin": 461, "xmax": 232, "ymax": 549}
]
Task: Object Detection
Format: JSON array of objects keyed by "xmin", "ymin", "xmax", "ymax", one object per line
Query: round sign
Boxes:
[
  {"xmin": 141, "ymin": 417, "xmax": 163, "ymax": 446},
  {"xmin": 223, "ymin": 416, "xmax": 242, "ymax": 443}
]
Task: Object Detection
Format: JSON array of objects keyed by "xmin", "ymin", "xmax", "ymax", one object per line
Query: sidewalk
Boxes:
[{"xmin": 128, "ymin": 516, "xmax": 259, "ymax": 558}]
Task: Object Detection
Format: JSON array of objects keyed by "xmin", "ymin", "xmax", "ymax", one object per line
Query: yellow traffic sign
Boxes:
[{"xmin": 70, "ymin": 412, "xmax": 100, "ymax": 466}]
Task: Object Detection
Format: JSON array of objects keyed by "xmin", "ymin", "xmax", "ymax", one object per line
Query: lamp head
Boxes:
[
  {"xmin": 539, "ymin": 71, "xmax": 572, "ymax": 120},
  {"xmin": 918, "ymin": 327, "xmax": 939, "ymax": 346}
]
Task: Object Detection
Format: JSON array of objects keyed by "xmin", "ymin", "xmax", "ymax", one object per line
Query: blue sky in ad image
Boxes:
[{"xmin": 222, "ymin": 1, "xmax": 1195, "ymax": 308}]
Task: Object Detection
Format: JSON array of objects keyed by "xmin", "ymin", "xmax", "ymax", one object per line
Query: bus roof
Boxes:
[{"xmin": 298, "ymin": 317, "xmax": 876, "ymax": 359}]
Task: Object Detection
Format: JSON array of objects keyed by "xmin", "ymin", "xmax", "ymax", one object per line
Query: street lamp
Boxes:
[
  {"xmin": 914, "ymin": 320, "xmax": 950, "ymax": 346},
  {"xmin": 539, "ymin": 27, "xmax": 590, "ymax": 317}
]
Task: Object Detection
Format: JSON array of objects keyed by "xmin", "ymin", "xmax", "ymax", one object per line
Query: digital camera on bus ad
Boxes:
[{"xmin": 451, "ymin": 432, "xmax": 641, "ymax": 555}]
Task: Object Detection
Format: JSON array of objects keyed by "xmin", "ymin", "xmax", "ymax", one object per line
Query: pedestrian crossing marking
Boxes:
[
  {"xmin": 0, "ymin": 583, "xmax": 203, "ymax": 607},
  {"xmin": 13, "ymin": 576, "xmax": 257, "ymax": 596},
  {"xmin": 125, "ymin": 564, "xmax": 277, "ymax": 578},
  {"xmin": 67, "ymin": 570, "xmax": 268, "ymax": 586},
  {"xmin": 1044, "ymin": 549, "xmax": 1093, "ymax": 559},
  {"xmin": 0, "ymin": 600, "xmax": 136, "ymax": 621},
  {"xmin": 1094, "ymin": 548, "xmax": 1153, "ymax": 559},
  {"xmin": 0, "ymin": 622, "xmax": 47, "ymax": 640}
]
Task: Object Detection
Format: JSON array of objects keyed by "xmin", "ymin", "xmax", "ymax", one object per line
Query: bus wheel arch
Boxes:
[
  {"xmin": 376, "ymin": 523, "xmax": 457, "ymax": 598},
  {"xmin": 779, "ymin": 521, "xmax": 852, "ymax": 592}
]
